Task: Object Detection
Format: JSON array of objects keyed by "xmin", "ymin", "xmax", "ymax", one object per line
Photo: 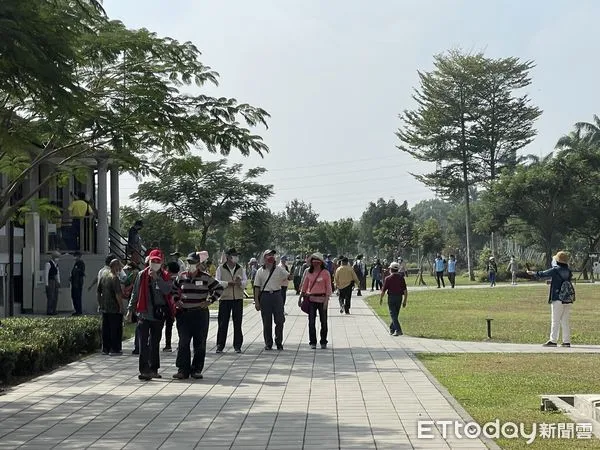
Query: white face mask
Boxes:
[
  {"xmin": 119, "ymin": 270, "xmax": 127, "ymax": 281},
  {"xmin": 188, "ymin": 263, "xmax": 200, "ymax": 272},
  {"xmin": 150, "ymin": 263, "xmax": 161, "ymax": 272},
  {"xmin": 231, "ymin": 256, "xmax": 239, "ymax": 264}
]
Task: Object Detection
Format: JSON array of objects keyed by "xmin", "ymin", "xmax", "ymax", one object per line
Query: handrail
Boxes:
[{"xmin": 109, "ymin": 226, "xmax": 144, "ymax": 263}]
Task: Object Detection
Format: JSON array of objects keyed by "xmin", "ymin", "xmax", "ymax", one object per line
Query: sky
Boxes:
[{"xmin": 103, "ymin": 0, "xmax": 600, "ymax": 222}]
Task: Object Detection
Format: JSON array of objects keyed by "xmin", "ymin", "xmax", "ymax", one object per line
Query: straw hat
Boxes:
[{"xmin": 553, "ymin": 251, "xmax": 569, "ymax": 264}]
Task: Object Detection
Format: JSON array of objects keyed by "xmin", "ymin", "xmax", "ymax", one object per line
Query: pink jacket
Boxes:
[{"xmin": 301, "ymin": 269, "xmax": 332, "ymax": 303}]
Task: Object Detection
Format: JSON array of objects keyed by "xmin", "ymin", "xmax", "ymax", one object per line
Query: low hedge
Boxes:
[{"xmin": 0, "ymin": 316, "xmax": 101, "ymax": 383}]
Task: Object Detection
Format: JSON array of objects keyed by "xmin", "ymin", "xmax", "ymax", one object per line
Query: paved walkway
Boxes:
[{"xmin": 1, "ymin": 292, "xmax": 599, "ymax": 449}]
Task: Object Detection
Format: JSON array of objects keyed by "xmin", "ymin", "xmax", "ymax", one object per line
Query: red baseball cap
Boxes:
[{"xmin": 148, "ymin": 249, "xmax": 163, "ymax": 262}]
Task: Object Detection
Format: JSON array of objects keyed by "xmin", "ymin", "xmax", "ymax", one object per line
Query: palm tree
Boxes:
[{"xmin": 575, "ymin": 114, "xmax": 600, "ymax": 145}]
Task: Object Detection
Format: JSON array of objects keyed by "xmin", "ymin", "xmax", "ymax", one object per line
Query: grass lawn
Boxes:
[
  {"xmin": 419, "ymin": 353, "xmax": 600, "ymax": 449},
  {"xmin": 366, "ymin": 284, "xmax": 600, "ymax": 344}
]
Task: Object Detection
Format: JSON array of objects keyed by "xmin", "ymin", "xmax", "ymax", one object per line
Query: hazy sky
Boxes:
[{"xmin": 104, "ymin": 0, "xmax": 600, "ymax": 222}]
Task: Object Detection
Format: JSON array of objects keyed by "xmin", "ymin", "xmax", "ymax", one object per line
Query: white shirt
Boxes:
[
  {"xmin": 254, "ymin": 265, "xmax": 289, "ymax": 292},
  {"xmin": 215, "ymin": 262, "xmax": 248, "ymax": 287},
  {"xmin": 44, "ymin": 260, "xmax": 61, "ymax": 286}
]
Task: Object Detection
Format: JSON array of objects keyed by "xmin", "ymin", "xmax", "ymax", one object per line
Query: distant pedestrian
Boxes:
[
  {"xmin": 487, "ymin": 257, "xmax": 498, "ymax": 287},
  {"xmin": 353, "ymin": 254, "xmax": 366, "ymax": 296},
  {"xmin": 278, "ymin": 255, "xmax": 290, "ymax": 310},
  {"xmin": 215, "ymin": 248, "xmax": 247, "ymax": 353},
  {"xmin": 527, "ymin": 251, "xmax": 574, "ymax": 347},
  {"xmin": 170, "ymin": 252, "xmax": 186, "ymax": 273},
  {"xmin": 300, "ymin": 253, "xmax": 332, "ymax": 349},
  {"xmin": 434, "ymin": 253, "xmax": 446, "ymax": 288},
  {"xmin": 447, "ymin": 254, "xmax": 457, "ymax": 288},
  {"xmin": 98, "ymin": 259, "xmax": 124, "ymax": 355},
  {"xmin": 334, "ymin": 256, "xmax": 360, "ymax": 314},
  {"xmin": 162, "ymin": 261, "xmax": 181, "ymax": 352},
  {"xmin": 70, "ymin": 251, "xmax": 85, "ymax": 315},
  {"xmin": 254, "ymin": 249, "xmax": 291, "ymax": 351},
  {"xmin": 380, "ymin": 262, "xmax": 408, "ymax": 336},
  {"xmin": 397, "ymin": 257, "xmax": 407, "ymax": 276},
  {"xmin": 507, "ymin": 256, "xmax": 518, "ymax": 285},
  {"xmin": 122, "ymin": 259, "xmax": 142, "ymax": 355},
  {"xmin": 45, "ymin": 251, "xmax": 61, "ymax": 315},
  {"xmin": 127, "ymin": 220, "xmax": 144, "ymax": 263},
  {"xmin": 370, "ymin": 259, "xmax": 383, "ymax": 291},
  {"xmin": 292, "ymin": 256, "xmax": 304, "ymax": 295}
]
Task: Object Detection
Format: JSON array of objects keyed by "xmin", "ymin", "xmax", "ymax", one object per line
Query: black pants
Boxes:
[
  {"xmin": 448, "ymin": 272, "xmax": 456, "ymax": 288},
  {"xmin": 371, "ymin": 277, "xmax": 382, "ymax": 290},
  {"xmin": 260, "ymin": 291, "xmax": 285, "ymax": 347},
  {"xmin": 388, "ymin": 295, "xmax": 403, "ymax": 334},
  {"xmin": 216, "ymin": 300, "xmax": 243, "ymax": 350},
  {"xmin": 176, "ymin": 308, "xmax": 210, "ymax": 375},
  {"xmin": 71, "ymin": 285, "xmax": 83, "ymax": 314},
  {"xmin": 164, "ymin": 315, "xmax": 174, "ymax": 347},
  {"xmin": 436, "ymin": 271, "xmax": 445, "ymax": 288},
  {"xmin": 338, "ymin": 285, "xmax": 353, "ymax": 313},
  {"xmin": 293, "ymin": 276, "xmax": 302, "ymax": 294},
  {"xmin": 308, "ymin": 301, "xmax": 328, "ymax": 345},
  {"xmin": 138, "ymin": 319, "xmax": 164, "ymax": 374},
  {"xmin": 46, "ymin": 279, "xmax": 59, "ymax": 315},
  {"xmin": 102, "ymin": 313, "xmax": 123, "ymax": 353}
]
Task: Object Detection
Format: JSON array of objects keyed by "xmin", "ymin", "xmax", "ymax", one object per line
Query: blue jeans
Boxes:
[
  {"xmin": 388, "ymin": 294, "xmax": 403, "ymax": 333},
  {"xmin": 489, "ymin": 271, "xmax": 496, "ymax": 285}
]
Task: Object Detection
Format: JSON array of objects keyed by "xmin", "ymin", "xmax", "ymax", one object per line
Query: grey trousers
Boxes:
[{"xmin": 260, "ymin": 291, "xmax": 285, "ymax": 347}]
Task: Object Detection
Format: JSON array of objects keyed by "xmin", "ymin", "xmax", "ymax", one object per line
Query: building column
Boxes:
[
  {"xmin": 110, "ymin": 166, "xmax": 120, "ymax": 232},
  {"xmin": 96, "ymin": 158, "xmax": 109, "ymax": 255}
]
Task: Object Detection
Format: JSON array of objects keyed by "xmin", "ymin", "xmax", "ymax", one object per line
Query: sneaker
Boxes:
[
  {"xmin": 276, "ymin": 345, "xmax": 283, "ymax": 351},
  {"xmin": 151, "ymin": 372, "xmax": 162, "ymax": 379},
  {"xmin": 393, "ymin": 331, "xmax": 400, "ymax": 337},
  {"xmin": 138, "ymin": 373, "xmax": 152, "ymax": 381},
  {"xmin": 109, "ymin": 351, "xmax": 123, "ymax": 356},
  {"xmin": 215, "ymin": 347, "xmax": 224, "ymax": 354},
  {"xmin": 162, "ymin": 346, "xmax": 172, "ymax": 352},
  {"xmin": 191, "ymin": 372, "xmax": 203, "ymax": 379},
  {"xmin": 132, "ymin": 349, "xmax": 139, "ymax": 355},
  {"xmin": 101, "ymin": 351, "xmax": 109, "ymax": 355},
  {"xmin": 561, "ymin": 343, "xmax": 571, "ymax": 348},
  {"xmin": 320, "ymin": 344, "xmax": 327, "ymax": 349},
  {"xmin": 542, "ymin": 341, "xmax": 557, "ymax": 347},
  {"xmin": 310, "ymin": 344, "xmax": 317, "ymax": 350},
  {"xmin": 345, "ymin": 311, "xmax": 350, "ymax": 315},
  {"xmin": 357, "ymin": 292, "xmax": 362, "ymax": 297},
  {"xmin": 340, "ymin": 307, "xmax": 344, "ymax": 313},
  {"xmin": 172, "ymin": 372, "xmax": 189, "ymax": 380},
  {"xmin": 234, "ymin": 347, "xmax": 241, "ymax": 353},
  {"xmin": 264, "ymin": 345, "xmax": 273, "ymax": 351},
  {"xmin": 389, "ymin": 330, "xmax": 394, "ymax": 335}
]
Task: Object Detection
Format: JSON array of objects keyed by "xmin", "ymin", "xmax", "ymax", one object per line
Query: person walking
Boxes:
[
  {"xmin": 122, "ymin": 259, "xmax": 142, "ymax": 354},
  {"xmin": 353, "ymin": 254, "xmax": 366, "ymax": 296},
  {"xmin": 447, "ymin": 254, "xmax": 457, "ymax": 289},
  {"xmin": 45, "ymin": 251, "xmax": 61, "ymax": 315},
  {"xmin": 278, "ymin": 255, "xmax": 290, "ymax": 311},
  {"xmin": 98, "ymin": 259, "xmax": 124, "ymax": 355},
  {"xmin": 292, "ymin": 256, "xmax": 304, "ymax": 295},
  {"xmin": 127, "ymin": 220, "xmax": 144, "ymax": 262},
  {"xmin": 370, "ymin": 259, "xmax": 383, "ymax": 291},
  {"xmin": 527, "ymin": 251, "xmax": 575, "ymax": 347},
  {"xmin": 215, "ymin": 248, "xmax": 246, "ymax": 354},
  {"xmin": 487, "ymin": 257, "xmax": 498, "ymax": 287},
  {"xmin": 172, "ymin": 252, "xmax": 224, "ymax": 379},
  {"xmin": 334, "ymin": 256, "xmax": 360, "ymax": 314},
  {"xmin": 253, "ymin": 249, "xmax": 291, "ymax": 351},
  {"xmin": 508, "ymin": 256, "xmax": 518, "ymax": 285},
  {"xmin": 380, "ymin": 262, "xmax": 408, "ymax": 336},
  {"xmin": 300, "ymin": 253, "xmax": 332, "ymax": 349},
  {"xmin": 69, "ymin": 251, "xmax": 85, "ymax": 315},
  {"xmin": 434, "ymin": 253, "xmax": 446, "ymax": 288},
  {"xmin": 126, "ymin": 249, "xmax": 175, "ymax": 381}
]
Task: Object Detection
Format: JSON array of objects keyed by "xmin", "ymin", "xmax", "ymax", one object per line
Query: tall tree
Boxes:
[
  {"xmin": 397, "ymin": 50, "xmax": 541, "ymax": 278},
  {"xmin": 131, "ymin": 155, "xmax": 273, "ymax": 248},
  {"xmin": 374, "ymin": 216, "xmax": 414, "ymax": 260},
  {"xmin": 359, "ymin": 198, "xmax": 407, "ymax": 253},
  {"xmin": 224, "ymin": 208, "xmax": 273, "ymax": 260},
  {"xmin": 0, "ymin": 4, "xmax": 270, "ymax": 227}
]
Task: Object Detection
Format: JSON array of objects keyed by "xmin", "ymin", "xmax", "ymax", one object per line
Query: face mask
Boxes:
[
  {"xmin": 150, "ymin": 263, "xmax": 161, "ymax": 272},
  {"xmin": 231, "ymin": 256, "xmax": 239, "ymax": 264},
  {"xmin": 265, "ymin": 256, "xmax": 275, "ymax": 265},
  {"xmin": 119, "ymin": 270, "xmax": 127, "ymax": 282}
]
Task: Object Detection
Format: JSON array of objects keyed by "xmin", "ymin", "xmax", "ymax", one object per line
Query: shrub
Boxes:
[{"xmin": 0, "ymin": 316, "xmax": 101, "ymax": 383}]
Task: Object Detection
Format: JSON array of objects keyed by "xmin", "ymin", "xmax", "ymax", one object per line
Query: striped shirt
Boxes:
[{"xmin": 173, "ymin": 270, "xmax": 224, "ymax": 309}]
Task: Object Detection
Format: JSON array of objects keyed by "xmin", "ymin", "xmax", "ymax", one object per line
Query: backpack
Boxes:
[{"xmin": 558, "ymin": 271, "xmax": 575, "ymax": 304}]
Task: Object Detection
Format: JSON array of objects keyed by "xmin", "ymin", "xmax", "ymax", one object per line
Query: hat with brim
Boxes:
[
  {"xmin": 554, "ymin": 251, "xmax": 569, "ymax": 264},
  {"xmin": 51, "ymin": 251, "xmax": 61, "ymax": 258},
  {"xmin": 262, "ymin": 249, "xmax": 276, "ymax": 258},
  {"xmin": 148, "ymin": 249, "xmax": 163, "ymax": 263},
  {"xmin": 226, "ymin": 248, "xmax": 239, "ymax": 256},
  {"xmin": 310, "ymin": 252, "xmax": 324, "ymax": 263},
  {"xmin": 389, "ymin": 262, "xmax": 400, "ymax": 270}
]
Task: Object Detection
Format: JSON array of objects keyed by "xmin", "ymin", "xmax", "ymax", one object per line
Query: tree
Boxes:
[
  {"xmin": 224, "ymin": 208, "xmax": 273, "ymax": 259},
  {"xmin": 412, "ymin": 218, "xmax": 444, "ymax": 285},
  {"xmin": 326, "ymin": 218, "xmax": 359, "ymax": 257},
  {"xmin": 397, "ymin": 50, "xmax": 541, "ymax": 279},
  {"xmin": 374, "ymin": 217, "xmax": 413, "ymax": 260},
  {"xmin": 131, "ymin": 155, "xmax": 273, "ymax": 248},
  {"xmin": 359, "ymin": 199, "xmax": 408, "ymax": 253},
  {"xmin": 270, "ymin": 200, "xmax": 320, "ymax": 255},
  {"xmin": 0, "ymin": 3, "xmax": 270, "ymax": 228}
]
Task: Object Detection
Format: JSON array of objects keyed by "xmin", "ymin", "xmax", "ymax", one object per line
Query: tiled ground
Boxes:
[{"xmin": 2, "ymin": 291, "xmax": 597, "ymax": 449}]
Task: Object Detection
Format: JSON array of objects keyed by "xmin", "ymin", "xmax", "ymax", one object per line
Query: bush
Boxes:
[{"xmin": 0, "ymin": 316, "xmax": 101, "ymax": 383}]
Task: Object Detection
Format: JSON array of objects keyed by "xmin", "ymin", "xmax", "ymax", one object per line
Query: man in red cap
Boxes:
[{"xmin": 126, "ymin": 249, "xmax": 175, "ymax": 381}]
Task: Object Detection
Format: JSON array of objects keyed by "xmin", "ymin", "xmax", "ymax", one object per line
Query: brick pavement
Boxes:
[{"xmin": 2, "ymin": 291, "xmax": 598, "ymax": 449}]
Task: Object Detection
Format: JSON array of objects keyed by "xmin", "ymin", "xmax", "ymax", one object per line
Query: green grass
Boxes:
[
  {"xmin": 419, "ymin": 353, "xmax": 600, "ymax": 449},
  {"xmin": 366, "ymin": 284, "xmax": 600, "ymax": 344}
]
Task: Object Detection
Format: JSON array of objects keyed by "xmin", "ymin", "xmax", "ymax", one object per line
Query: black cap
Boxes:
[
  {"xmin": 226, "ymin": 248, "xmax": 239, "ymax": 256},
  {"xmin": 341, "ymin": 256, "xmax": 349, "ymax": 263},
  {"xmin": 167, "ymin": 261, "xmax": 180, "ymax": 273},
  {"xmin": 186, "ymin": 252, "xmax": 200, "ymax": 263}
]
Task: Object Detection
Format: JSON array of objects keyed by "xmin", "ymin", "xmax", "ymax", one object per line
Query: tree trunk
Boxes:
[
  {"xmin": 463, "ymin": 175, "xmax": 474, "ymax": 281},
  {"xmin": 199, "ymin": 225, "xmax": 210, "ymax": 248}
]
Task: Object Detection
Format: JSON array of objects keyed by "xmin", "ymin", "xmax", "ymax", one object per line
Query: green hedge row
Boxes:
[{"xmin": 0, "ymin": 316, "xmax": 101, "ymax": 383}]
